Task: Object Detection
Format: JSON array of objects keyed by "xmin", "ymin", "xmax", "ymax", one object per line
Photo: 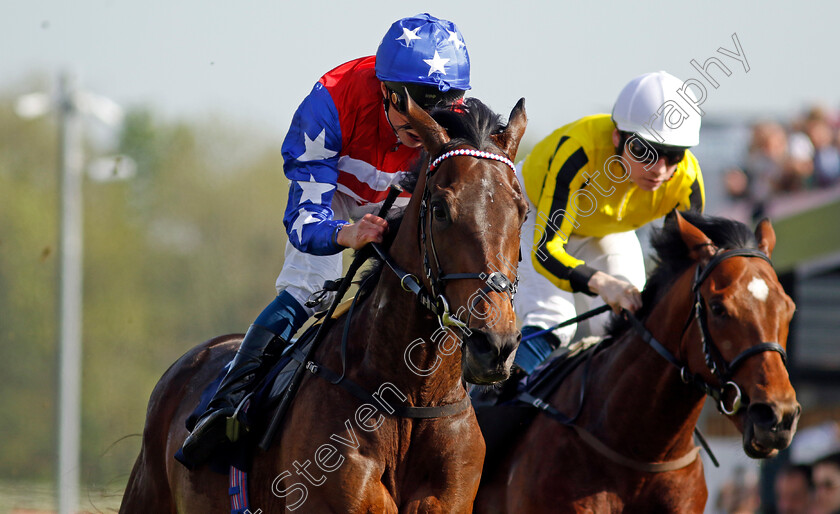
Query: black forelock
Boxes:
[{"xmin": 430, "ymin": 97, "xmax": 507, "ymax": 154}]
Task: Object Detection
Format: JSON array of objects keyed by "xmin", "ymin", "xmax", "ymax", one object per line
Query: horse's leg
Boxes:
[
  {"xmin": 249, "ymin": 458, "xmax": 400, "ymax": 513},
  {"xmin": 120, "ymin": 442, "xmax": 175, "ymax": 514},
  {"xmin": 121, "ymin": 337, "xmax": 240, "ymax": 513},
  {"xmin": 398, "ymin": 415, "xmax": 485, "ymax": 514}
]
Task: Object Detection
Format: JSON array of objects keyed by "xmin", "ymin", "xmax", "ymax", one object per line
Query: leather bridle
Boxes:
[
  {"xmin": 376, "ymin": 147, "xmax": 521, "ymax": 332},
  {"xmin": 629, "ymin": 248, "xmax": 787, "ymax": 415}
]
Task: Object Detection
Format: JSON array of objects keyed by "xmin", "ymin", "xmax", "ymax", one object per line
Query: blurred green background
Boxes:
[{"xmin": 1, "ymin": 80, "xmax": 291, "ymax": 501}]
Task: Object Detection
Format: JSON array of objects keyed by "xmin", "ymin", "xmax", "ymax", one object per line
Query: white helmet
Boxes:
[{"xmin": 612, "ymin": 71, "xmax": 701, "ymax": 147}]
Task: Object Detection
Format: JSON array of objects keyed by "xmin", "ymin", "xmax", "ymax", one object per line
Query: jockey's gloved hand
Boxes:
[
  {"xmin": 336, "ymin": 214, "xmax": 388, "ymax": 250},
  {"xmin": 587, "ymin": 271, "xmax": 642, "ymax": 314}
]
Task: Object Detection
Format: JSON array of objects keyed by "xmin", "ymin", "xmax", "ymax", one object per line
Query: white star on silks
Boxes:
[
  {"xmin": 447, "ymin": 30, "xmax": 465, "ymax": 49},
  {"xmin": 290, "ymin": 208, "xmax": 320, "ymax": 242},
  {"xmin": 396, "ymin": 26, "xmax": 422, "ymax": 46},
  {"xmin": 423, "ymin": 51, "xmax": 449, "ymax": 76},
  {"xmin": 297, "ymin": 175, "xmax": 335, "ymax": 205},
  {"xmin": 297, "ymin": 129, "xmax": 338, "ymax": 162}
]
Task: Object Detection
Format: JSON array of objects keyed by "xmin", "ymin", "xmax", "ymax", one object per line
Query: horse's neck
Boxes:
[
  {"xmin": 575, "ymin": 270, "xmax": 706, "ymax": 461},
  {"xmin": 348, "ymin": 195, "xmax": 464, "ymax": 407}
]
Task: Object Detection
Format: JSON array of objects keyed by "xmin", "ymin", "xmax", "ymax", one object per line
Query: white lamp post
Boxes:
[{"xmin": 17, "ymin": 71, "xmax": 126, "ymax": 514}]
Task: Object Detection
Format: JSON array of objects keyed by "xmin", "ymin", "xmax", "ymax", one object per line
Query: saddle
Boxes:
[{"xmin": 177, "ymin": 299, "xmax": 355, "ymax": 474}]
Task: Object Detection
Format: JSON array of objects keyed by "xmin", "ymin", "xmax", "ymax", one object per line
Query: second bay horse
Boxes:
[{"xmin": 475, "ymin": 211, "xmax": 800, "ymax": 513}]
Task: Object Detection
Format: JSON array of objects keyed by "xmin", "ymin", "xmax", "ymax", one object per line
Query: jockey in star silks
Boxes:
[
  {"xmin": 181, "ymin": 13, "xmax": 471, "ymax": 465},
  {"xmin": 512, "ymin": 71, "xmax": 706, "ymax": 374}
]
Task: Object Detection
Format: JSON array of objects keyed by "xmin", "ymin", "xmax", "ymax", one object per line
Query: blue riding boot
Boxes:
[
  {"xmin": 514, "ymin": 325, "xmax": 562, "ymax": 374},
  {"xmin": 180, "ymin": 290, "xmax": 308, "ymax": 466}
]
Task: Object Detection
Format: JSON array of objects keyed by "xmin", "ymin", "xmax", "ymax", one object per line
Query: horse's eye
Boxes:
[
  {"xmin": 432, "ymin": 203, "xmax": 448, "ymax": 222},
  {"xmin": 709, "ymin": 301, "xmax": 727, "ymax": 318}
]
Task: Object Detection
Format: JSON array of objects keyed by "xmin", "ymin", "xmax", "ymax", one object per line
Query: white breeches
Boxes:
[{"xmin": 513, "ymin": 201, "xmax": 647, "ymax": 345}]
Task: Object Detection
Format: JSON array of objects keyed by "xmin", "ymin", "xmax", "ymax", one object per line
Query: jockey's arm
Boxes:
[
  {"xmin": 280, "ymin": 83, "xmax": 350, "ymax": 256},
  {"xmin": 528, "ymin": 135, "xmax": 599, "ymax": 294},
  {"xmin": 528, "ymin": 133, "xmax": 643, "ymax": 314}
]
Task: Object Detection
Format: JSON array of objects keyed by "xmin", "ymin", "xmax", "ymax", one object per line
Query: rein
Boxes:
[
  {"xmin": 314, "ymin": 148, "xmax": 519, "ymax": 416},
  {"xmin": 417, "ymin": 147, "xmax": 519, "ymax": 330},
  {"xmin": 263, "ymin": 148, "xmax": 520, "ymax": 443},
  {"xmin": 517, "ymin": 247, "xmax": 787, "ymax": 472},
  {"xmin": 634, "ymin": 248, "xmax": 787, "ymax": 415}
]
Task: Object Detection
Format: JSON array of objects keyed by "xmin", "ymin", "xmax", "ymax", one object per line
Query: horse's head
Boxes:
[
  {"xmin": 674, "ymin": 211, "xmax": 800, "ymax": 458},
  {"xmin": 401, "ymin": 94, "xmax": 528, "ymax": 384}
]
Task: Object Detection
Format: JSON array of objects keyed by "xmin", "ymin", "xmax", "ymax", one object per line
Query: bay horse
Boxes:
[
  {"xmin": 474, "ymin": 211, "xmax": 800, "ymax": 513},
  {"xmin": 121, "ymin": 95, "xmax": 529, "ymax": 513}
]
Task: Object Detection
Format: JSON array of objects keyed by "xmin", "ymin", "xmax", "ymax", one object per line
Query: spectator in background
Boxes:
[
  {"xmin": 714, "ymin": 465, "xmax": 761, "ymax": 514},
  {"xmin": 783, "ymin": 123, "xmax": 816, "ymax": 192},
  {"xmin": 724, "ymin": 120, "xmax": 813, "ymax": 220},
  {"xmin": 804, "ymin": 108, "xmax": 840, "ymax": 187},
  {"xmin": 774, "ymin": 464, "xmax": 813, "ymax": 514},
  {"xmin": 813, "ymin": 452, "xmax": 840, "ymax": 514}
]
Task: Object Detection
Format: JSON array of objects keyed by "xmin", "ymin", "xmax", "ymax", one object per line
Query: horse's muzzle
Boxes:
[
  {"xmin": 742, "ymin": 400, "xmax": 801, "ymax": 458},
  {"xmin": 461, "ymin": 329, "xmax": 520, "ymax": 385}
]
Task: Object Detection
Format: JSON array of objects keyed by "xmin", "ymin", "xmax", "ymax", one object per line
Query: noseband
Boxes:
[
  {"xmin": 628, "ymin": 248, "xmax": 787, "ymax": 415},
  {"xmin": 417, "ymin": 148, "xmax": 520, "ymax": 330},
  {"xmin": 375, "ymin": 148, "xmax": 520, "ymax": 331},
  {"xmin": 684, "ymin": 248, "xmax": 787, "ymax": 414}
]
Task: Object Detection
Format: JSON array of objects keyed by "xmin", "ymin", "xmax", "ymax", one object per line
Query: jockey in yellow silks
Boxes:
[{"xmin": 513, "ymin": 71, "xmax": 705, "ymax": 373}]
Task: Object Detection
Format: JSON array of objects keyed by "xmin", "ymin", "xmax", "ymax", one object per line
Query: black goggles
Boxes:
[
  {"xmin": 623, "ymin": 133, "xmax": 686, "ymax": 166},
  {"xmin": 384, "ymin": 82, "xmax": 463, "ymax": 114}
]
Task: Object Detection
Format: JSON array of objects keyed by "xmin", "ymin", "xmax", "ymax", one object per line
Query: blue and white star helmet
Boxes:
[{"xmin": 376, "ymin": 13, "xmax": 470, "ymax": 111}]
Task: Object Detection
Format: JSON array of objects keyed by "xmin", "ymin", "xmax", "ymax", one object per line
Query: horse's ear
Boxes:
[
  {"xmin": 755, "ymin": 218, "xmax": 776, "ymax": 258},
  {"xmin": 491, "ymin": 98, "xmax": 527, "ymax": 161},
  {"xmin": 403, "ymin": 87, "xmax": 450, "ymax": 155},
  {"xmin": 675, "ymin": 210, "xmax": 717, "ymax": 263}
]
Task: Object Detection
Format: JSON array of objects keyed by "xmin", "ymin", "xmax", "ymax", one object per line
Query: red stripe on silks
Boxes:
[
  {"xmin": 229, "ymin": 469, "xmax": 238, "ymax": 510},
  {"xmin": 241, "ymin": 467, "xmax": 249, "ymax": 510},
  {"xmin": 230, "ymin": 466, "xmax": 249, "ymax": 512},
  {"xmin": 338, "ymin": 171, "xmax": 411, "ymax": 204}
]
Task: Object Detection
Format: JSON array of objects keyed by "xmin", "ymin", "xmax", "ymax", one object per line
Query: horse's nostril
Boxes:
[
  {"xmin": 466, "ymin": 332, "xmax": 496, "ymax": 357},
  {"xmin": 498, "ymin": 341, "xmax": 516, "ymax": 362},
  {"xmin": 747, "ymin": 403, "xmax": 779, "ymax": 430},
  {"xmin": 778, "ymin": 404, "xmax": 801, "ymax": 431}
]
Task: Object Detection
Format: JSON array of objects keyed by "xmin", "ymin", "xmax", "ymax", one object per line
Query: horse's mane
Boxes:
[
  {"xmin": 355, "ymin": 98, "xmax": 509, "ymax": 297},
  {"xmin": 605, "ymin": 210, "xmax": 759, "ymax": 338},
  {"xmin": 434, "ymin": 97, "xmax": 508, "ymax": 153}
]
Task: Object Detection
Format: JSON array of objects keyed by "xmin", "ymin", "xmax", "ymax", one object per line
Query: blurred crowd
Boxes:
[
  {"xmin": 713, "ymin": 449, "xmax": 840, "ymax": 514},
  {"xmin": 773, "ymin": 452, "xmax": 840, "ymax": 514},
  {"xmin": 724, "ymin": 105, "xmax": 840, "ymax": 220}
]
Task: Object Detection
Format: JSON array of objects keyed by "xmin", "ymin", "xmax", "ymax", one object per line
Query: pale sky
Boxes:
[{"xmin": 2, "ymin": 1, "xmax": 837, "ymax": 145}]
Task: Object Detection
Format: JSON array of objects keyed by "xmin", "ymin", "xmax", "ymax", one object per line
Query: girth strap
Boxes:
[
  {"xmin": 570, "ymin": 424, "xmax": 701, "ymax": 473},
  {"xmin": 518, "ymin": 391, "xmax": 701, "ymax": 473}
]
